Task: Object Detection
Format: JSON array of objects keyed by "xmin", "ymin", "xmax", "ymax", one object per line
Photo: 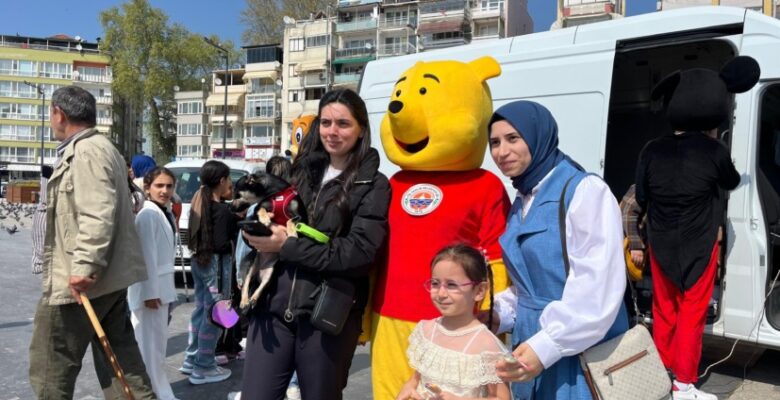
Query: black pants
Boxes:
[{"xmin": 240, "ymin": 310, "xmax": 362, "ymax": 400}]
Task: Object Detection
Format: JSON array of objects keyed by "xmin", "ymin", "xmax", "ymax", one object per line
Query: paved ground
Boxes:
[{"xmin": 0, "ymin": 221, "xmax": 777, "ymax": 399}]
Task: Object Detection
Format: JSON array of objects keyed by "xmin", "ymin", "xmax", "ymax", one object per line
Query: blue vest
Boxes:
[{"xmin": 500, "ymin": 160, "xmax": 628, "ymax": 400}]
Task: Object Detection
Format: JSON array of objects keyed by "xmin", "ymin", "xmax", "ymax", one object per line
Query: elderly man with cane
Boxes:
[{"xmin": 28, "ymin": 86, "xmax": 156, "ymax": 399}]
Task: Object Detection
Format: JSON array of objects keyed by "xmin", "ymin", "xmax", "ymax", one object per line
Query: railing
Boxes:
[
  {"xmin": 378, "ymin": 17, "xmax": 416, "ymax": 29},
  {"xmin": 304, "ymin": 73, "xmax": 328, "ymax": 87},
  {"xmin": 0, "ymin": 133, "xmax": 37, "ymax": 141},
  {"xmin": 0, "ymin": 69, "xmax": 38, "ymax": 78},
  {"xmin": 0, "ymin": 112, "xmax": 44, "ymax": 121},
  {"xmin": 245, "ymin": 107, "xmax": 276, "ymax": 119},
  {"xmin": 422, "ymin": 35, "xmax": 468, "ymax": 49},
  {"xmin": 334, "ymin": 72, "xmax": 362, "ymax": 85},
  {"xmin": 0, "ymin": 156, "xmax": 35, "ymax": 163},
  {"xmin": 338, "ymin": 0, "xmax": 381, "ymax": 6},
  {"xmin": 419, "ymin": 0, "xmax": 468, "ymax": 15},
  {"xmin": 75, "ymin": 73, "xmax": 112, "ymax": 84},
  {"xmin": 336, "ymin": 18, "xmax": 378, "ymax": 32},
  {"xmin": 0, "ymin": 36, "xmax": 102, "ymax": 54},
  {"xmin": 95, "ymin": 96, "xmax": 112, "ymax": 105},
  {"xmin": 0, "ymin": 91, "xmax": 38, "ymax": 99},
  {"xmin": 96, "ymin": 117, "xmax": 112, "ymax": 126},
  {"xmin": 471, "ymin": 4, "xmax": 503, "ymax": 19},
  {"xmin": 377, "ymin": 42, "xmax": 417, "ymax": 57},
  {"xmin": 335, "ymin": 46, "xmax": 376, "ymax": 59}
]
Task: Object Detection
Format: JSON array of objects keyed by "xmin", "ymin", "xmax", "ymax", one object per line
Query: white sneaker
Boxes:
[
  {"xmin": 286, "ymin": 385, "xmax": 301, "ymax": 400},
  {"xmin": 227, "ymin": 391, "xmax": 241, "ymax": 400},
  {"xmin": 188, "ymin": 366, "xmax": 232, "ymax": 385},
  {"xmin": 673, "ymin": 385, "xmax": 718, "ymax": 400}
]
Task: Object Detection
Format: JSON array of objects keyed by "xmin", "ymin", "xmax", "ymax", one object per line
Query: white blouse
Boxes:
[{"xmin": 493, "ymin": 171, "xmax": 627, "ymax": 370}]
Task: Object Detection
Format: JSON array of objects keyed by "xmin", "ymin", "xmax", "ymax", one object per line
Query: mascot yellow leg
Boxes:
[{"xmin": 370, "ymin": 313, "xmax": 416, "ymax": 400}]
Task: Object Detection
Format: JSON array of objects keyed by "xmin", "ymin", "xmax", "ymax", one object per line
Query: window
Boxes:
[
  {"xmin": 477, "ymin": 25, "xmax": 499, "ymax": 37},
  {"xmin": 246, "ymin": 46, "xmax": 281, "ymax": 64},
  {"xmin": 305, "ymin": 35, "xmax": 330, "ymax": 48},
  {"xmin": 289, "ymin": 64, "xmax": 298, "ymax": 78},
  {"xmin": 305, "ymin": 88, "xmax": 325, "ymax": 101},
  {"xmin": 288, "ymin": 89, "xmax": 304, "ymax": 103},
  {"xmin": 0, "ymin": 146, "xmax": 35, "ymax": 163},
  {"xmin": 177, "ymin": 123, "xmax": 202, "ymax": 136},
  {"xmin": 0, "ymin": 102, "xmax": 45, "ymax": 120},
  {"xmin": 431, "ymin": 31, "xmax": 464, "ymax": 41},
  {"xmin": 177, "ymin": 145, "xmax": 203, "ymax": 158},
  {"xmin": 251, "ymin": 78, "xmax": 275, "ymax": 94},
  {"xmin": 246, "ymin": 95, "xmax": 275, "ymax": 118},
  {"xmin": 177, "ymin": 101, "xmax": 203, "ymax": 115},
  {"xmin": 346, "ymin": 38, "xmax": 374, "ymax": 49},
  {"xmin": 212, "ymin": 126, "xmax": 236, "ymax": 139},
  {"xmin": 247, "ymin": 125, "xmax": 273, "ymax": 138},
  {"xmin": 480, "ymin": 0, "xmax": 503, "ymax": 10},
  {"xmin": 40, "ymin": 62, "xmax": 72, "ymax": 79},
  {"xmin": 289, "ymin": 38, "xmax": 304, "ymax": 52}
]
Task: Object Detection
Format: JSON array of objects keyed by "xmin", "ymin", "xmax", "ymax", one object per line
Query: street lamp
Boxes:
[
  {"xmin": 23, "ymin": 81, "xmax": 46, "ymax": 171},
  {"xmin": 203, "ymin": 36, "xmax": 229, "ymax": 159}
]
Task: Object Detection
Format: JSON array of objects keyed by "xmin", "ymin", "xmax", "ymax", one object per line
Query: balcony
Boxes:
[
  {"xmin": 97, "ymin": 116, "xmax": 112, "ymax": 126},
  {"xmin": 74, "ymin": 73, "xmax": 112, "ymax": 84},
  {"xmin": 334, "ymin": 47, "xmax": 376, "ymax": 65},
  {"xmin": 471, "ymin": 4, "xmax": 503, "ymax": 20},
  {"xmin": 0, "ymin": 155, "xmax": 35, "ymax": 163},
  {"xmin": 334, "ymin": 72, "xmax": 362, "ymax": 85},
  {"xmin": 303, "ymin": 73, "xmax": 328, "ymax": 87},
  {"xmin": 377, "ymin": 42, "xmax": 416, "ymax": 57},
  {"xmin": 245, "ymin": 108, "xmax": 280, "ymax": 120},
  {"xmin": 95, "ymin": 95, "xmax": 112, "ymax": 105},
  {"xmin": 419, "ymin": 0, "xmax": 469, "ymax": 18},
  {"xmin": 338, "ymin": 0, "xmax": 381, "ymax": 6},
  {"xmin": 336, "ymin": 18, "xmax": 378, "ymax": 33},
  {"xmin": 0, "ymin": 112, "xmax": 43, "ymax": 121},
  {"xmin": 378, "ymin": 16, "xmax": 416, "ymax": 29},
  {"xmin": 421, "ymin": 33, "xmax": 468, "ymax": 50}
]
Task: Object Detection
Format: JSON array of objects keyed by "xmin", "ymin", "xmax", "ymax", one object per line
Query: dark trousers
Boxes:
[
  {"xmin": 28, "ymin": 290, "xmax": 156, "ymax": 400},
  {"xmin": 241, "ymin": 310, "xmax": 362, "ymax": 400}
]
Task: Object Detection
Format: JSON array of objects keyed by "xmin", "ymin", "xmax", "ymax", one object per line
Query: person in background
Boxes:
[
  {"xmin": 28, "ymin": 85, "xmax": 155, "ymax": 398},
  {"xmin": 129, "ymin": 167, "xmax": 180, "ymax": 400},
  {"xmin": 181, "ymin": 160, "xmax": 239, "ymax": 385},
  {"xmin": 31, "ymin": 164, "xmax": 53, "ymax": 275}
]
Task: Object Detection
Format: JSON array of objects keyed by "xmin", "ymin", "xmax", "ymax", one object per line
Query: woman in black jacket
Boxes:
[{"xmin": 240, "ymin": 88, "xmax": 391, "ymax": 400}]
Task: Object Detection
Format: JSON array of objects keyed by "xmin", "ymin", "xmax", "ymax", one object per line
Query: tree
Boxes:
[
  {"xmin": 100, "ymin": 0, "xmax": 238, "ymax": 161},
  {"xmin": 241, "ymin": 0, "xmax": 334, "ymax": 45}
]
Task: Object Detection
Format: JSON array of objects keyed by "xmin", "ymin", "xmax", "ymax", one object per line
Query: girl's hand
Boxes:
[
  {"xmin": 242, "ymin": 224, "xmax": 289, "ymax": 253},
  {"xmin": 396, "ymin": 383, "xmax": 423, "ymax": 400},
  {"xmin": 496, "ymin": 342, "xmax": 544, "ymax": 382}
]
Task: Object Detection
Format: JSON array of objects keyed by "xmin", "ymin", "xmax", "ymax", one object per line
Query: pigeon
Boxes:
[{"xmin": 5, "ymin": 224, "xmax": 18, "ymax": 234}]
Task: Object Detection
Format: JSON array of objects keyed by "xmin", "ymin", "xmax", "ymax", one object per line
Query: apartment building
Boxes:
[
  {"xmin": 174, "ymin": 89, "xmax": 208, "ymax": 160},
  {"xmin": 0, "ymin": 34, "xmax": 114, "ymax": 179},
  {"xmin": 281, "ymin": 15, "xmax": 333, "ymax": 153},
  {"xmin": 552, "ymin": 0, "xmax": 625, "ymax": 29},
  {"xmin": 659, "ymin": 0, "xmax": 777, "ymax": 16},
  {"xmin": 243, "ymin": 44, "xmax": 284, "ymax": 162},
  {"xmin": 207, "ymin": 68, "xmax": 246, "ymax": 159},
  {"xmin": 334, "ymin": 0, "xmax": 381, "ymax": 90}
]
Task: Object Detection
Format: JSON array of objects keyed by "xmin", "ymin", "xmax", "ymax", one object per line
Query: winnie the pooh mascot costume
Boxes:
[{"xmin": 370, "ymin": 56, "xmax": 511, "ymax": 399}]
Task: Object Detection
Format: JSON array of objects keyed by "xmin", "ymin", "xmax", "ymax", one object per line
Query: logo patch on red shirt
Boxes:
[{"xmin": 401, "ymin": 184, "xmax": 443, "ymax": 216}]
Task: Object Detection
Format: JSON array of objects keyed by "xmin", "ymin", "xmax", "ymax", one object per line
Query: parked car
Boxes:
[{"xmin": 165, "ymin": 159, "xmax": 264, "ymax": 271}]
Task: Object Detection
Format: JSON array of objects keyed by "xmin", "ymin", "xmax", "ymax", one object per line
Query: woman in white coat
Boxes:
[{"xmin": 128, "ymin": 166, "xmax": 179, "ymax": 400}]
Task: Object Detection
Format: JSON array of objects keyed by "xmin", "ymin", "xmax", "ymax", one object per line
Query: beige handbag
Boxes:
[
  {"xmin": 579, "ymin": 325, "xmax": 672, "ymax": 400},
  {"xmin": 558, "ymin": 177, "xmax": 672, "ymax": 400}
]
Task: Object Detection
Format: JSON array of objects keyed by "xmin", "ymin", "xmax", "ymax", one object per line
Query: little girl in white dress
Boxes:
[{"xmin": 397, "ymin": 244, "xmax": 511, "ymax": 400}]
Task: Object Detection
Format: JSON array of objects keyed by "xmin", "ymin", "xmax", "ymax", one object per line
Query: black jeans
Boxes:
[{"xmin": 241, "ymin": 310, "xmax": 362, "ymax": 400}]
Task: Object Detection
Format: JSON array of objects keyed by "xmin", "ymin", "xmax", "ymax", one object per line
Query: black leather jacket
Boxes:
[{"xmin": 259, "ymin": 148, "xmax": 391, "ymax": 320}]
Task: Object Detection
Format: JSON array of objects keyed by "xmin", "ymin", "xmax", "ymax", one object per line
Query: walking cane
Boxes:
[
  {"xmin": 79, "ymin": 293, "xmax": 135, "ymax": 400},
  {"xmin": 177, "ymin": 233, "xmax": 190, "ymax": 302}
]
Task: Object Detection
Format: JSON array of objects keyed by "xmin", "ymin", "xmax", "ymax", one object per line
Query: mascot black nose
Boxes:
[{"xmin": 388, "ymin": 100, "xmax": 404, "ymax": 114}]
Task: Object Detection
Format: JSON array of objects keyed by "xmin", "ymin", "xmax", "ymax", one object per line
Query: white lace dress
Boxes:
[{"xmin": 407, "ymin": 318, "xmax": 506, "ymax": 398}]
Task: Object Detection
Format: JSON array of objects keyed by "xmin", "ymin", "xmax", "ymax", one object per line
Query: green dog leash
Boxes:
[{"xmin": 295, "ymin": 223, "xmax": 330, "ymax": 244}]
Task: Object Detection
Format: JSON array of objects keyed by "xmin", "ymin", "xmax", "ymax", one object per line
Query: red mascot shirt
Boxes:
[{"xmin": 374, "ymin": 169, "xmax": 510, "ymax": 321}]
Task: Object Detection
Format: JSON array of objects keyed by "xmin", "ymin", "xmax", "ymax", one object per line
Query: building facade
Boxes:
[
  {"xmin": 243, "ymin": 44, "xmax": 284, "ymax": 162},
  {"xmin": 207, "ymin": 67, "xmax": 246, "ymax": 159},
  {"xmin": 0, "ymin": 34, "xmax": 115, "ymax": 179},
  {"xmin": 659, "ymin": 0, "xmax": 777, "ymax": 16},
  {"xmin": 552, "ymin": 0, "xmax": 625, "ymax": 29},
  {"xmin": 174, "ymin": 89, "xmax": 208, "ymax": 160}
]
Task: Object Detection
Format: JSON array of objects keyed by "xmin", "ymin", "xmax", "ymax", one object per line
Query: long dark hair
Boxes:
[
  {"xmin": 291, "ymin": 89, "xmax": 372, "ymax": 233},
  {"xmin": 431, "ymin": 244, "xmax": 495, "ymax": 330},
  {"xmin": 193, "ymin": 160, "xmax": 230, "ymax": 266}
]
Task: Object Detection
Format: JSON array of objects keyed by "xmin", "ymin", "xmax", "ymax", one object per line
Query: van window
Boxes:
[{"xmin": 169, "ymin": 167, "xmax": 247, "ymax": 202}]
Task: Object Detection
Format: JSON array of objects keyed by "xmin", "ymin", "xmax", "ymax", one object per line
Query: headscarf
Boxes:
[
  {"xmin": 131, "ymin": 154, "xmax": 157, "ymax": 180},
  {"xmin": 488, "ymin": 100, "xmax": 579, "ymax": 195}
]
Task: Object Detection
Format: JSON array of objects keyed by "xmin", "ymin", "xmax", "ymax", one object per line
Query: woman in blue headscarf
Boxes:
[{"xmin": 488, "ymin": 101, "xmax": 628, "ymax": 399}]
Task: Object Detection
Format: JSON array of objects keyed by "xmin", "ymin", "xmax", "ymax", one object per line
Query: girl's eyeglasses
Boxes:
[{"xmin": 423, "ymin": 278, "xmax": 482, "ymax": 293}]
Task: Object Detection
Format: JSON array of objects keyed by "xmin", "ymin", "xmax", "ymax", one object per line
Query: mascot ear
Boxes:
[
  {"xmin": 720, "ymin": 55, "xmax": 760, "ymax": 94},
  {"xmin": 468, "ymin": 56, "xmax": 501, "ymax": 83},
  {"xmin": 651, "ymin": 70, "xmax": 681, "ymax": 103}
]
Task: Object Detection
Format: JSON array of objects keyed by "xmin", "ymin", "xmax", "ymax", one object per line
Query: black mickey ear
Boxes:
[
  {"xmin": 720, "ymin": 56, "xmax": 760, "ymax": 93},
  {"xmin": 651, "ymin": 70, "xmax": 681, "ymax": 102}
]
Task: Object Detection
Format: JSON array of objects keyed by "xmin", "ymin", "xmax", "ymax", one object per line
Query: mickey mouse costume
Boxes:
[{"xmin": 635, "ymin": 56, "xmax": 760, "ymax": 398}]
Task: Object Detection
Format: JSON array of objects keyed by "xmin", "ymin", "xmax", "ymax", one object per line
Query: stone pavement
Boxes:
[{"xmin": 0, "ymin": 226, "xmax": 778, "ymax": 399}]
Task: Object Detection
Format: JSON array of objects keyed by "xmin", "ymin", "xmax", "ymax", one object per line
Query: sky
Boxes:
[{"xmin": 5, "ymin": 0, "xmax": 661, "ymax": 47}]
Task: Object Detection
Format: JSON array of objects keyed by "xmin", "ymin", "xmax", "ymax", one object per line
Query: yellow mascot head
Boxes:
[
  {"xmin": 380, "ymin": 56, "xmax": 501, "ymax": 171},
  {"xmin": 290, "ymin": 114, "xmax": 316, "ymax": 158}
]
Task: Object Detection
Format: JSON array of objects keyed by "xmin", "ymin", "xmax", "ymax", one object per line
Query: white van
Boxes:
[
  {"xmin": 164, "ymin": 159, "xmax": 264, "ymax": 270},
  {"xmin": 360, "ymin": 7, "xmax": 780, "ymax": 350}
]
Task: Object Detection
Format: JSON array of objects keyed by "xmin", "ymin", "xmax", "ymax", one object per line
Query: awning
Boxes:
[
  {"xmin": 295, "ymin": 62, "xmax": 327, "ymax": 73},
  {"xmin": 418, "ymin": 20, "xmax": 464, "ymax": 34},
  {"xmin": 243, "ymin": 70, "xmax": 278, "ymax": 81},
  {"xmin": 332, "ymin": 56, "xmax": 375, "ymax": 65},
  {"xmin": 206, "ymin": 93, "xmax": 244, "ymax": 107}
]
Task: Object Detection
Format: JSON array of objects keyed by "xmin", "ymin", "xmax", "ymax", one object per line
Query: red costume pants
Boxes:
[{"xmin": 649, "ymin": 243, "xmax": 719, "ymax": 384}]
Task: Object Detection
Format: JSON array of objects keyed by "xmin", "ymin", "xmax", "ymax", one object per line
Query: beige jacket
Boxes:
[{"xmin": 42, "ymin": 128, "xmax": 147, "ymax": 305}]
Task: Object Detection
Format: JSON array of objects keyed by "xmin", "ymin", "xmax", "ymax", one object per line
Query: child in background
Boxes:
[{"xmin": 397, "ymin": 244, "xmax": 511, "ymax": 400}]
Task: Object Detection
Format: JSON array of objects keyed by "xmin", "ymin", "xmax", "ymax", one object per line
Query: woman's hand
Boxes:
[
  {"xmin": 496, "ymin": 342, "xmax": 544, "ymax": 382},
  {"xmin": 144, "ymin": 299, "xmax": 162, "ymax": 309},
  {"xmin": 242, "ymin": 224, "xmax": 289, "ymax": 253}
]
